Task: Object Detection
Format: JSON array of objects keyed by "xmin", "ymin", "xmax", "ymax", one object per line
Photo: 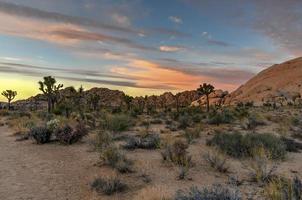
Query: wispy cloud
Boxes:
[
  {"xmin": 169, "ymin": 16, "xmax": 183, "ymax": 24},
  {"xmin": 207, "ymin": 39, "xmax": 231, "ymax": 47},
  {"xmin": 159, "ymin": 45, "xmax": 185, "ymax": 52}
]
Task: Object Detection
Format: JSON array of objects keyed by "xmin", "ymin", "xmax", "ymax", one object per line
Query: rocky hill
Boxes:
[
  {"xmin": 224, "ymin": 57, "xmax": 302, "ymax": 106},
  {"xmin": 11, "ymin": 87, "xmax": 202, "ymax": 111}
]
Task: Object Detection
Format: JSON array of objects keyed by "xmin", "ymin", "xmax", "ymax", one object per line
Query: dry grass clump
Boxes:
[
  {"xmin": 100, "ymin": 145, "xmax": 133, "ymax": 173},
  {"xmin": 184, "ymin": 126, "xmax": 201, "ymax": 144},
  {"xmin": 264, "ymin": 176, "xmax": 302, "ymax": 200},
  {"xmin": 161, "ymin": 140, "xmax": 192, "ymax": 167},
  {"xmin": 203, "ymin": 150, "xmax": 229, "ymax": 173},
  {"xmin": 246, "ymin": 147, "xmax": 277, "ymax": 184},
  {"xmin": 91, "ymin": 175, "xmax": 127, "ymax": 195}
]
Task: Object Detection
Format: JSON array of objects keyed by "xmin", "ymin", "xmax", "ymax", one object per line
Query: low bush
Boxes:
[
  {"xmin": 100, "ymin": 145, "xmax": 133, "ymax": 173},
  {"xmin": 95, "ymin": 130, "xmax": 113, "ymax": 151},
  {"xmin": 203, "ymin": 151, "xmax": 229, "ymax": 173},
  {"xmin": 247, "ymin": 147, "xmax": 277, "ymax": 183},
  {"xmin": 46, "ymin": 119, "xmax": 60, "ymax": 132},
  {"xmin": 264, "ymin": 176, "xmax": 302, "ymax": 200},
  {"xmin": 124, "ymin": 134, "xmax": 160, "ymax": 150},
  {"xmin": 91, "ymin": 176, "xmax": 127, "ymax": 195},
  {"xmin": 281, "ymin": 137, "xmax": 302, "ymax": 152},
  {"xmin": 102, "ymin": 114, "xmax": 132, "ymax": 133},
  {"xmin": 184, "ymin": 126, "xmax": 201, "ymax": 144},
  {"xmin": 29, "ymin": 126, "xmax": 52, "ymax": 144},
  {"xmin": 207, "ymin": 132, "xmax": 287, "ymax": 160},
  {"xmin": 178, "ymin": 114, "xmax": 192, "ymax": 129},
  {"xmin": 208, "ymin": 109, "xmax": 235, "ymax": 125},
  {"xmin": 55, "ymin": 123, "xmax": 88, "ymax": 145},
  {"xmin": 174, "ymin": 185, "xmax": 242, "ymax": 200},
  {"xmin": 161, "ymin": 140, "xmax": 192, "ymax": 167},
  {"xmin": 244, "ymin": 113, "xmax": 266, "ymax": 131}
]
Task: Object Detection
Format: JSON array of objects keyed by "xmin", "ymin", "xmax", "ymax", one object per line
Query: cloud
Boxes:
[
  {"xmin": 207, "ymin": 39, "xmax": 231, "ymax": 47},
  {"xmin": 169, "ymin": 16, "xmax": 183, "ymax": 24},
  {"xmin": 111, "ymin": 13, "xmax": 132, "ymax": 27},
  {"xmin": 250, "ymin": 0, "xmax": 302, "ymax": 55},
  {"xmin": 159, "ymin": 45, "xmax": 184, "ymax": 52},
  {"xmin": 0, "ymin": 2, "xmax": 190, "ymax": 38}
]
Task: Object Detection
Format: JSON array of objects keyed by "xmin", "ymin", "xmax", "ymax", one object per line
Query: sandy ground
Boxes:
[{"xmin": 0, "ymin": 118, "xmax": 99, "ymax": 200}]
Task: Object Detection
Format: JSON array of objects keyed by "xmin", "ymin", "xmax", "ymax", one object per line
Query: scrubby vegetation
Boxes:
[
  {"xmin": 207, "ymin": 132, "xmax": 287, "ymax": 160},
  {"xmin": 161, "ymin": 140, "xmax": 192, "ymax": 167},
  {"xmin": 29, "ymin": 126, "xmax": 52, "ymax": 144},
  {"xmin": 55, "ymin": 123, "xmax": 88, "ymax": 145},
  {"xmin": 91, "ymin": 176, "xmax": 127, "ymax": 195},
  {"xmin": 175, "ymin": 185, "xmax": 242, "ymax": 200},
  {"xmin": 3, "ymin": 77, "xmax": 302, "ymax": 199}
]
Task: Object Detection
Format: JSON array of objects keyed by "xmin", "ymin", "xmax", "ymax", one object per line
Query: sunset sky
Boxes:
[{"xmin": 0, "ymin": 0, "xmax": 301, "ymax": 101}]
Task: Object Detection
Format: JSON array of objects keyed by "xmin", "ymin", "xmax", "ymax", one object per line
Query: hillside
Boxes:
[{"xmin": 224, "ymin": 57, "xmax": 302, "ymax": 106}]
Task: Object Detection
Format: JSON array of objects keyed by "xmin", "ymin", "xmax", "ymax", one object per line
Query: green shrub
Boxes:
[
  {"xmin": 178, "ymin": 114, "xmax": 192, "ymax": 129},
  {"xmin": 102, "ymin": 114, "xmax": 132, "ymax": 132},
  {"xmin": 91, "ymin": 177, "xmax": 127, "ymax": 195},
  {"xmin": 184, "ymin": 127, "xmax": 201, "ymax": 144},
  {"xmin": 161, "ymin": 140, "xmax": 192, "ymax": 167},
  {"xmin": 100, "ymin": 145, "xmax": 133, "ymax": 173},
  {"xmin": 208, "ymin": 109, "xmax": 235, "ymax": 125},
  {"xmin": 244, "ymin": 113, "xmax": 266, "ymax": 131},
  {"xmin": 207, "ymin": 133, "xmax": 286, "ymax": 160},
  {"xmin": 175, "ymin": 185, "xmax": 242, "ymax": 200},
  {"xmin": 29, "ymin": 126, "xmax": 52, "ymax": 144}
]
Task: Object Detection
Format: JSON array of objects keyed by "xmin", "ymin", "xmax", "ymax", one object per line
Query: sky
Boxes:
[{"xmin": 0, "ymin": 0, "xmax": 301, "ymax": 101}]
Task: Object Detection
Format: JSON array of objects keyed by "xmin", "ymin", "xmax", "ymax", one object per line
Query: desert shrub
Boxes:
[
  {"xmin": 91, "ymin": 176, "xmax": 127, "ymax": 195},
  {"xmin": 46, "ymin": 119, "xmax": 60, "ymax": 132},
  {"xmin": 264, "ymin": 176, "xmax": 302, "ymax": 200},
  {"xmin": 244, "ymin": 113, "xmax": 266, "ymax": 131},
  {"xmin": 102, "ymin": 114, "xmax": 132, "ymax": 132},
  {"xmin": 29, "ymin": 126, "xmax": 52, "ymax": 144},
  {"xmin": 247, "ymin": 147, "xmax": 277, "ymax": 183},
  {"xmin": 207, "ymin": 132, "xmax": 286, "ymax": 160},
  {"xmin": 124, "ymin": 134, "xmax": 160, "ymax": 150},
  {"xmin": 174, "ymin": 185, "xmax": 242, "ymax": 200},
  {"xmin": 0, "ymin": 109, "xmax": 10, "ymax": 116},
  {"xmin": 203, "ymin": 151, "xmax": 229, "ymax": 173},
  {"xmin": 184, "ymin": 126, "xmax": 201, "ymax": 144},
  {"xmin": 281, "ymin": 137, "xmax": 302, "ymax": 152},
  {"xmin": 55, "ymin": 123, "xmax": 88, "ymax": 145},
  {"xmin": 178, "ymin": 113, "xmax": 192, "ymax": 129},
  {"xmin": 95, "ymin": 130, "xmax": 113, "ymax": 151},
  {"xmin": 161, "ymin": 140, "xmax": 192, "ymax": 167},
  {"xmin": 208, "ymin": 109, "xmax": 235, "ymax": 125},
  {"xmin": 100, "ymin": 145, "xmax": 133, "ymax": 173}
]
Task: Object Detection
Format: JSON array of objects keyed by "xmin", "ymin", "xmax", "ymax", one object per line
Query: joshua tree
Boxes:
[
  {"xmin": 124, "ymin": 95, "xmax": 133, "ymax": 111},
  {"xmin": 175, "ymin": 93, "xmax": 181, "ymax": 114},
  {"xmin": 38, "ymin": 76, "xmax": 63, "ymax": 113},
  {"xmin": 88, "ymin": 93, "xmax": 100, "ymax": 111},
  {"xmin": 197, "ymin": 83, "xmax": 215, "ymax": 112},
  {"xmin": 1, "ymin": 90, "xmax": 17, "ymax": 110}
]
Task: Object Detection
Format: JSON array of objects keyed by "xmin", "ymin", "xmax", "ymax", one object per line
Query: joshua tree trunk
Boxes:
[
  {"xmin": 206, "ymin": 94, "xmax": 210, "ymax": 112},
  {"xmin": 47, "ymin": 98, "xmax": 51, "ymax": 113},
  {"xmin": 8, "ymin": 100, "xmax": 11, "ymax": 110}
]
